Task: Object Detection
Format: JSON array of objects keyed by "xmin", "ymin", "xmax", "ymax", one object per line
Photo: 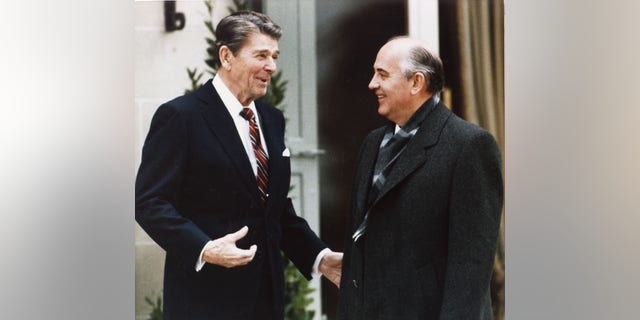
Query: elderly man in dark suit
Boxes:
[
  {"xmin": 135, "ymin": 11, "xmax": 342, "ymax": 320},
  {"xmin": 337, "ymin": 36, "xmax": 503, "ymax": 319}
]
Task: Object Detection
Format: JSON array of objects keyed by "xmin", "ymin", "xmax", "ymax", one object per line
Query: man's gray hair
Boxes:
[
  {"xmin": 215, "ymin": 11, "xmax": 281, "ymax": 56},
  {"xmin": 400, "ymin": 44, "xmax": 444, "ymax": 94}
]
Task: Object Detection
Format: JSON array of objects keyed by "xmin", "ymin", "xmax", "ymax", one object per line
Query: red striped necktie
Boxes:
[{"xmin": 240, "ymin": 107, "xmax": 269, "ymax": 201}]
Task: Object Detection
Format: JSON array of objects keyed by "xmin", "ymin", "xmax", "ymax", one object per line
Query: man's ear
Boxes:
[
  {"xmin": 219, "ymin": 45, "xmax": 233, "ymax": 70},
  {"xmin": 410, "ymin": 72, "xmax": 428, "ymax": 95}
]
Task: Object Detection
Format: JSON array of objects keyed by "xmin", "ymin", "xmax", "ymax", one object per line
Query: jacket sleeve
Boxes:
[
  {"xmin": 135, "ymin": 103, "xmax": 210, "ymax": 265},
  {"xmin": 279, "ymin": 198, "xmax": 327, "ymax": 279},
  {"xmin": 439, "ymin": 130, "xmax": 504, "ymax": 319}
]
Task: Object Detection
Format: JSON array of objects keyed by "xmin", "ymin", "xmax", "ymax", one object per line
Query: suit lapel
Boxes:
[
  {"xmin": 372, "ymin": 101, "xmax": 452, "ymax": 206},
  {"xmin": 196, "ymin": 80, "xmax": 260, "ymax": 200}
]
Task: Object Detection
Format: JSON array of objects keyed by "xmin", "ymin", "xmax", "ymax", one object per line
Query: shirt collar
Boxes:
[
  {"xmin": 394, "ymin": 95, "xmax": 439, "ymax": 134},
  {"xmin": 212, "ymin": 74, "xmax": 257, "ymax": 118}
]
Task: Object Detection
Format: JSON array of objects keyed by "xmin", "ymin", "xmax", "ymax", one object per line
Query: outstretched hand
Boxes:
[
  {"xmin": 319, "ymin": 251, "xmax": 343, "ymax": 288},
  {"xmin": 203, "ymin": 226, "xmax": 257, "ymax": 268}
]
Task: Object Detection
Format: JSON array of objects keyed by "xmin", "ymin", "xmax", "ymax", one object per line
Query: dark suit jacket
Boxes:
[
  {"xmin": 338, "ymin": 100, "xmax": 503, "ymax": 319},
  {"xmin": 136, "ymin": 79, "xmax": 326, "ymax": 320}
]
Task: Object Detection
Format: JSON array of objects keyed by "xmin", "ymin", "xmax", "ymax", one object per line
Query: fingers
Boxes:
[
  {"xmin": 213, "ymin": 244, "xmax": 257, "ymax": 268},
  {"xmin": 323, "ymin": 269, "xmax": 341, "ymax": 288},
  {"xmin": 331, "ymin": 274, "xmax": 341, "ymax": 288},
  {"xmin": 318, "ymin": 251, "xmax": 343, "ymax": 288},
  {"xmin": 227, "ymin": 244, "xmax": 256, "ymax": 267},
  {"xmin": 203, "ymin": 227, "xmax": 257, "ymax": 268},
  {"xmin": 232, "ymin": 245, "xmax": 257, "ymax": 263},
  {"xmin": 226, "ymin": 226, "xmax": 249, "ymax": 242}
]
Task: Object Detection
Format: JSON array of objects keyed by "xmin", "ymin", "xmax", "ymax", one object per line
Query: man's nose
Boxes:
[
  {"xmin": 265, "ymin": 58, "xmax": 276, "ymax": 74},
  {"xmin": 368, "ymin": 77, "xmax": 378, "ymax": 90}
]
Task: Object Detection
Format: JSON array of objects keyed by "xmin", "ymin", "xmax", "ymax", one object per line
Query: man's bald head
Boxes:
[{"xmin": 384, "ymin": 36, "xmax": 444, "ymax": 94}]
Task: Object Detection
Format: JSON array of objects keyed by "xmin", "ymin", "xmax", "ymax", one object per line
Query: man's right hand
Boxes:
[{"xmin": 202, "ymin": 226, "xmax": 257, "ymax": 268}]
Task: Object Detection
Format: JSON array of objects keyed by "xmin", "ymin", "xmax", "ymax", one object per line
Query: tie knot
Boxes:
[{"xmin": 240, "ymin": 108, "xmax": 255, "ymax": 121}]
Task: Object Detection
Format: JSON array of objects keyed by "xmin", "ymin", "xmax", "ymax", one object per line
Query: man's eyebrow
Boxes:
[
  {"xmin": 375, "ymin": 67, "xmax": 388, "ymax": 74},
  {"xmin": 252, "ymin": 48, "xmax": 280, "ymax": 55}
]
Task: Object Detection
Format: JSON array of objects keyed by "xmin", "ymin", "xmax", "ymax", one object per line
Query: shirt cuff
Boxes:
[
  {"xmin": 195, "ymin": 241, "xmax": 212, "ymax": 272},
  {"xmin": 311, "ymin": 248, "xmax": 332, "ymax": 279}
]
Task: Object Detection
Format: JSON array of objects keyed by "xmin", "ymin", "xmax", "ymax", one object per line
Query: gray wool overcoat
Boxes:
[{"xmin": 338, "ymin": 99, "xmax": 504, "ymax": 320}]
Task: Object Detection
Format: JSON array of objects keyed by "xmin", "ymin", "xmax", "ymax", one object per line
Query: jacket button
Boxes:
[{"xmin": 352, "ymin": 279, "xmax": 358, "ymax": 288}]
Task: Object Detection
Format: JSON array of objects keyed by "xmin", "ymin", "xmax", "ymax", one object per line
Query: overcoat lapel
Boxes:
[
  {"xmin": 354, "ymin": 126, "xmax": 387, "ymax": 223},
  {"xmin": 196, "ymin": 80, "xmax": 260, "ymax": 201},
  {"xmin": 370, "ymin": 102, "xmax": 452, "ymax": 208}
]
